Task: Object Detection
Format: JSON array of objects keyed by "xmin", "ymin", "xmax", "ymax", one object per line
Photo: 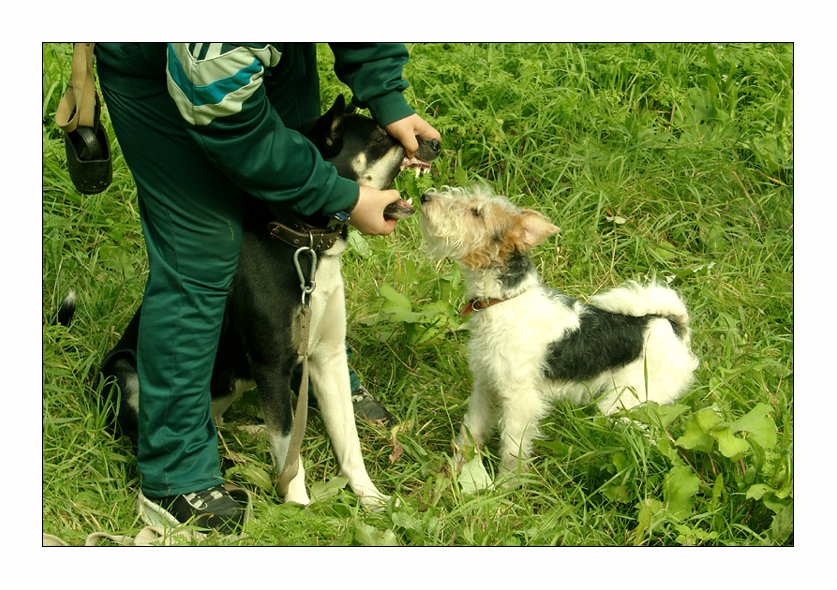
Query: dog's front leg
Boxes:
[
  {"xmin": 279, "ymin": 451, "xmax": 309, "ymax": 506},
  {"xmin": 254, "ymin": 364, "xmax": 312, "ymax": 506},
  {"xmin": 455, "ymin": 375, "xmax": 497, "ymax": 472},
  {"xmin": 496, "ymin": 387, "xmax": 545, "ymax": 481},
  {"xmin": 309, "ymin": 341, "xmax": 389, "ymax": 509}
]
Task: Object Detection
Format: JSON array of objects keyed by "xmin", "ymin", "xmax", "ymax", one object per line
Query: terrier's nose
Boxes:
[{"xmin": 420, "ymin": 192, "xmax": 433, "ymax": 204}]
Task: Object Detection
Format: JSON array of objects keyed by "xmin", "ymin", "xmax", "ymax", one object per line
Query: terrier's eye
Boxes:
[{"xmin": 471, "ymin": 208, "xmax": 482, "ymax": 218}]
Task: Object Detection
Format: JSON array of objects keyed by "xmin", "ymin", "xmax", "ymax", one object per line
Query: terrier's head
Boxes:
[{"xmin": 419, "ymin": 186, "xmax": 559, "ymax": 270}]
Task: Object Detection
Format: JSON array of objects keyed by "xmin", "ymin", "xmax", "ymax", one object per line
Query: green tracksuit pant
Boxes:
[{"xmin": 98, "ymin": 46, "xmax": 359, "ymax": 498}]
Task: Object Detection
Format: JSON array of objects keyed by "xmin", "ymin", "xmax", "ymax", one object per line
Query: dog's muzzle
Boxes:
[{"xmin": 383, "ymin": 198, "xmax": 416, "ymax": 220}]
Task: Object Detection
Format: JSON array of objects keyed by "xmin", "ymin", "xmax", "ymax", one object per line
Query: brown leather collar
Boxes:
[
  {"xmin": 268, "ymin": 218, "xmax": 343, "ymax": 251},
  {"xmin": 461, "ymin": 294, "xmax": 522, "ymax": 316}
]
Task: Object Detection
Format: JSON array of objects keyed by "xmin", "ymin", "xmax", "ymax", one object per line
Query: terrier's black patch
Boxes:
[
  {"xmin": 499, "ymin": 253, "xmax": 535, "ymax": 291},
  {"xmin": 542, "ymin": 305, "xmax": 654, "ymax": 382}
]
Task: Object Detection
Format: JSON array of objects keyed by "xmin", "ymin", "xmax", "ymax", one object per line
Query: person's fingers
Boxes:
[
  {"xmin": 347, "ymin": 186, "xmax": 400, "ymax": 235},
  {"xmin": 386, "ymin": 118, "xmax": 419, "ymax": 155},
  {"xmin": 385, "ymin": 114, "xmax": 441, "ymax": 157}
]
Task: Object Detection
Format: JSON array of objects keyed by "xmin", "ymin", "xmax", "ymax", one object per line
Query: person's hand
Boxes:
[
  {"xmin": 385, "ymin": 113, "xmax": 441, "ymax": 158},
  {"xmin": 348, "ymin": 185, "xmax": 401, "ymax": 236}
]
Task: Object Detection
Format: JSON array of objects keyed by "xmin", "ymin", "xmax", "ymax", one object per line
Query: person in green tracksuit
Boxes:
[{"xmin": 94, "ymin": 43, "xmax": 440, "ymax": 534}]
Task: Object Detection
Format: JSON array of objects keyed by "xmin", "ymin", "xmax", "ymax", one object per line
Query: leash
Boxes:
[
  {"xmin": 267, "ymin": 215, "xmax": 335, "ymax": 497},
  {"xmin": 275, "ymin": 235, "xmax": 318, "ymax": 497}
]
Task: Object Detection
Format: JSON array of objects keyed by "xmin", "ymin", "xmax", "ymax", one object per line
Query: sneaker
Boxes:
[
  {"xmin": 352, "ymin": 386, "xmax": 396, "ymax": 425},
  {"xmin": 138, "ymin": 484, "xmax": 249, "ymax": 535}
]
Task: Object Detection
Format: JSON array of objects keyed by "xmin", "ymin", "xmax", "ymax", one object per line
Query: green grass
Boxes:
[{"xmin": 42, "ymin": 43, "xmax": 793, "ymax": 547}]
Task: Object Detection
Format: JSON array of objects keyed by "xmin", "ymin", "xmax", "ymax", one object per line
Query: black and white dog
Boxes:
[
  {"xmin": 419, "ymin": 186, "xmax": 698, "ymax": 486},
  {"xmin": 94, "ymin": 95, "xmax": 440, "ymax": 507}
]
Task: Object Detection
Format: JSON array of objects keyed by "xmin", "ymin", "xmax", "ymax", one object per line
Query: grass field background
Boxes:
[{"xmin": 42, "ymin": 43, "xmax": 793, "ymax": 547}]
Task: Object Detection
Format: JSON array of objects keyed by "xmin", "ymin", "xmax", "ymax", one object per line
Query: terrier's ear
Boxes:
[{"xmin": 509, "ymin": 209, "xmax": 560, "ymax": 252}]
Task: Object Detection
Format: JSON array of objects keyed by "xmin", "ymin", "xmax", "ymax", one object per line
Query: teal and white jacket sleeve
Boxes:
[{"xmin": 165, "ymin": 43, "xmax": 415, "ymax": 218}]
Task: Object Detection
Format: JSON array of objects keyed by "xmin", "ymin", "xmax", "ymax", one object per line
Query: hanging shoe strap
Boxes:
[{"xmin": 55, "ymin": 43, "xmax": 97, "ymax": 133}]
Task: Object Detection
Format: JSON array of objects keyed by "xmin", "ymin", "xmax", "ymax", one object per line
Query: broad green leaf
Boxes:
[
  {"xmin": 674, "ymin": 523, "xmax": 720, "ymax": 545},
  {"xmin": 391, "ymin": 510, "xmax": 422, "ymax": 531},
  {"xmin": 676, "ymin": 412, "xmax": 716, "ymax": 453},
  {"xmin": 310, "ymin": 476, "xmax": 348, "ymax": 502},
  {"xmin": 746, "ymin": 483, "xmax": 773, "ymax": 501},
  {"xmin": 656, "ymin": 403, "xmax": 691, "ymax": 429},
  {"xmin": 354, "ymin": 524, "xmax": 399, "ymax": 546},
  {"xmin": 705, "ymin": 44, "xmax": 720, "ymax": 72},
  {"xmin": 746, "ymin": 483, "xmax": 791, "ymax": 514},
  {"xmin": 651, "ymin": 243, "xmax": 677, "ymax": 262},
  {"xmin": 766, "ymin": 503, "xmax": 794, "ymax": 545},
  {"xmin": 710, "ymin": 426, "xmax": 751, "ymax": 459},
  {"xmin": 406, "ymin": 323, "xmax": 449, "ymax": 346},
  {"xmin": 635, "ymin": 497, "xmax": 663, "ymax": 527},
  {"xmin": 730, "ymin": 403, "xmax": 777, "ymax": 450},
  {"xmin": 622, "ymin": 401, "xmax": 660, "ymax": 426},
  {"xmin": 633, "ymin": 497, "xmax": 664, "ymax": 545},
  {"xmin": 353, "ymin": 524, "xmax": 379, "ymax": 546},
  {"xmin": 612, "ymin": 452, "xmax": 630, "ymax": 472},
  {"xmin": 380, "ymin": 305, "xmax": 424, "ymax": 324},
  {"xmin": 775, "ymin": 483, "xmax": 793, "ymax": 500},
  {"xmin": 378, "ymin": 283, "xmax": 412, "ymax": 311},
  {"xmin": 601, "ymin": 453, "xmax": 633, "ymax": 502},
  {"xmin": 694, "ymin": 408, "xmax": 723, "ymax": 431},
  {"xmin": 654, "ymin": 434, "xmax": 680, "ymax": 463},
  {"xmin": 663, "ymin": 466, "xmax": 700, "ymax": 521},
  {"xmin": 458, "ymin": 456, "xmax": 493, "ymax": 495}
]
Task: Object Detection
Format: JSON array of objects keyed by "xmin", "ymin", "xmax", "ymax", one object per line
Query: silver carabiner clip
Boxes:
[{"xmin": 293, "ymin": 235, "xmax": 318, "ymax": 308}]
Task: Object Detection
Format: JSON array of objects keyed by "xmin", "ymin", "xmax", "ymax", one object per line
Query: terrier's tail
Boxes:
[{"xmin": 590, "ymin": 281, "xmax": 691, "ymax": 342}]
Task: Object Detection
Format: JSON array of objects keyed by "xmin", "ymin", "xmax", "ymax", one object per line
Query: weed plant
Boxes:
[{"xmin": 43, "ymin": 43, "xmax": 793, "ymax": 546}]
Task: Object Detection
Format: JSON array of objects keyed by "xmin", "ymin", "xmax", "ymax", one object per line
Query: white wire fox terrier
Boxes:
[{"xmin": 418, "ymin": 186, "xmax": 699, "ymax": 484}]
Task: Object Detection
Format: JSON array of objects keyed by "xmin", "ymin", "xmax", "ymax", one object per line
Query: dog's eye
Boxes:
[{"xmin": 471, "ymin": 208, "xmax": 482, "ymax": 219}]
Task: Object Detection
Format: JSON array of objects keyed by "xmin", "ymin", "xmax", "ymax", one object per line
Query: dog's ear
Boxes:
[
  {"xmin": 509, "ymin": 209, "xmax": 560, "ymax": 252},
  {"xmin": 310, "ymin": 95, "xmax": 346, "ymax": 156},
  {"xmin": 324, "ymin": 94, "xmax": 346, "ymax": 142}
]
